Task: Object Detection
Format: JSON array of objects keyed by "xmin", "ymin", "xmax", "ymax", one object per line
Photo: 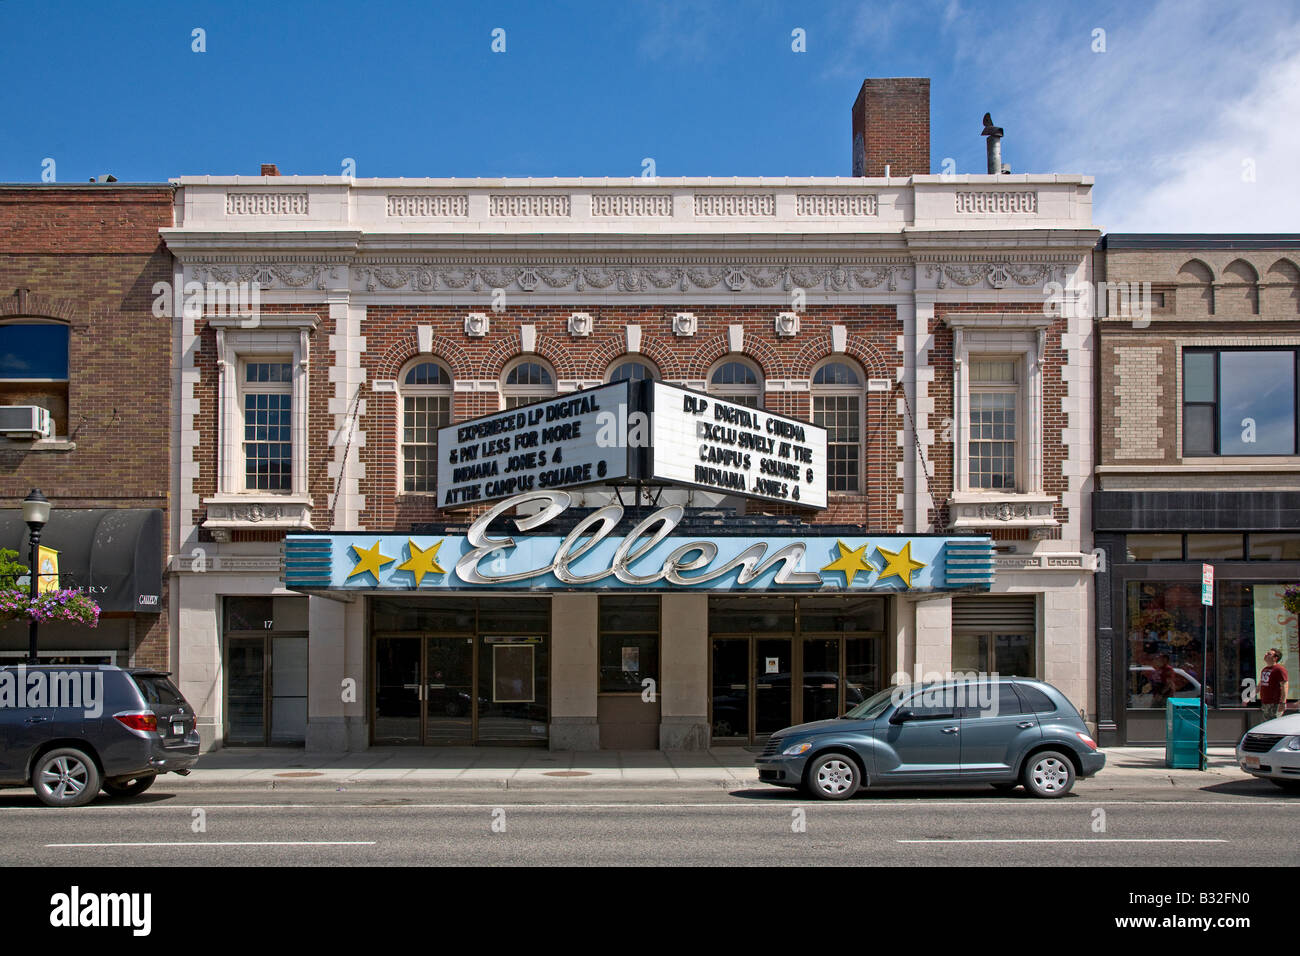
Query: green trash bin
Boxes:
[{"xmin": 1165, "ymin": 698, "xmax": 1203, "ymax": 769}]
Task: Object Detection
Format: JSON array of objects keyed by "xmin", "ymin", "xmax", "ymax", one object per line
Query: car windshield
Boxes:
[{"xmin": 843, "ymin": 686, "xmax": 902, "ymax": 720}]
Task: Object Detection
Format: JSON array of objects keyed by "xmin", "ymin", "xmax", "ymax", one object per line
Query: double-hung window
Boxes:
[
  {"xmin": 967, "ymin": 358, "xmax": 1020, "ymax": 490},
  {"xmin": 241, "ymin": 360, "xmax": 293, "ymax": 491},
  {"xmin": 1183, "ymin": 349, "xmax": 1298, "ymax": 456},
  {"xmin": 812, "ymin": 361, "xmax": 864, "ymax": 493},
  {"xmin": 400, "ymin": 361, "xmax": 453, "ymax": 494}
]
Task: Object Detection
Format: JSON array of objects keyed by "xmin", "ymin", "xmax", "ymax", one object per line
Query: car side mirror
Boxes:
[{"xmin": 890, "ymin": 708, "xmax": 912, "ymax": 725}]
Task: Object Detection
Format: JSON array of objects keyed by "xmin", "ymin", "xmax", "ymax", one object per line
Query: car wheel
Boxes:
[
  {"xmin": 1269, "ymin": 779, "xmax": 1300, "ymax": 793},
  {"xmin": 806, "ymin": 752, "xmax": 861, "ymax": 800},
  {"xmin": 33, "ymin": 748, "xmax": 101, "ymax": 808},
  {"xmin": 991, "ymin": 782, "xmax": 1019, "ymax": 793},
  {"xmin": 102, "ymin": 773, "xmax": 158, "ymax": 798},
  {"xmin": 1021, "ymin": 751, "xmax": 1076, "ymax": 798}
]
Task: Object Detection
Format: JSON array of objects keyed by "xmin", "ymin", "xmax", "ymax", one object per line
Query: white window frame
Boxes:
[
  {"xmin": 707, "ymin": 355, "xmax": 764, "ymax": 408},
  {"xmin": 397, "ymin": 357, "xmax": 454, "ymax": 496},
  {"xmin": 811, "ymin": 358, "xmax": 866, "ymax": 495},
  {"xmin": 943, "ymin": 313, "xmax": 1057, "ymax": 531},
  {"xmin": 203, "ymin": 315, "xmax": 317, "ymax": 538},
  {"xmin": 501, "ymin": 357, "xmax": 557, "ymax": 409}
]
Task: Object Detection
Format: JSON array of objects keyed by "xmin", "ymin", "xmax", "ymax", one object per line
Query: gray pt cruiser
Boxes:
[{"xmin": 755, "ymin": 677, "xmax": 1104, "ymax": 799}]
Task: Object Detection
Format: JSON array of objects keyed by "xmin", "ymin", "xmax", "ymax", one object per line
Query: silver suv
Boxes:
[
  {"xmin": 0, "ymin": 665, "xmax": 200, "ymax": 807},
  {"xmin": 755, "ymin": 677, "xmax": 1105, "ymax": 799}
]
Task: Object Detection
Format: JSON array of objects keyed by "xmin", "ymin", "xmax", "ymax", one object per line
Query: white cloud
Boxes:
[{"xmin": 950, "ymin": 0, "xmax": 1300, "ymax": 231}]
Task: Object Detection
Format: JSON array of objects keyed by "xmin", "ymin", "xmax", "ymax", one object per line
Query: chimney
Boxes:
[
  {"xmin": 260, "ymin": 163, "xmax": 281, "ymax": 177},
  {"xmin": 851, "ymin": 78, "xmax": 930, "ymax": 177}
]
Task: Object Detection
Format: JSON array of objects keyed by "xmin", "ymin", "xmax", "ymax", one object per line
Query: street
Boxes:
[{"xmin": 1, "ymin": 777, "xmax": 1294, "ymax": 867}]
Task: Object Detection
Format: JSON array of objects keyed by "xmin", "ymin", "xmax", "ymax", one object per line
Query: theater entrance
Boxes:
[
  {"xmin": 370, "ymin": 597, "xmax": 550, "ymax": 745},
  {"xmin": 709, "ymin": 596, "xmax": 886, "ymax": 745}
]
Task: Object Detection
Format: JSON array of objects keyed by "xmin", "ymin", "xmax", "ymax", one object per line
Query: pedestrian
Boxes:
[{"xmin": 1259, "ymin": 649, "xmax": 1289, "ymax": 721}]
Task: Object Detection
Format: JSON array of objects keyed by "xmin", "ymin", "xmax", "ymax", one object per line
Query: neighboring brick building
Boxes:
[
  {"xmin": 1093, "ymin": 234, "xmax": 1300, "ymax": 744},
  {"xmin": 0, "ymin": 184, "xmax": 174, "ymax": 668},
  {"xmin": 165, "ymin": 80, "xmax": 1099, "ymax": 752}
]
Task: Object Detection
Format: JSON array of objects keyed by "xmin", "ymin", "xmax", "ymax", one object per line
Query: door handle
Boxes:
[
  {"xmin": 1017, "ymin": 721, "xmax": 1035, "ymax": 729},
  {"xmin": 24, "ymin": 716, "xmax": 49, "ymax": 724},
  {"xmin": 941, "ymin": 726, "xmax": 959, "ymax": 734}
]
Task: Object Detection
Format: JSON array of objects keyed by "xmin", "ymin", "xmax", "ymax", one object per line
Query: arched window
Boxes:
[
  {"xmin": 811, "ymin": 360, "xmax": 864, "ymax": 493},
  {"xmin": 607, "ymin": 358, "xmax": 659, "ymax": 383},
  {"xmin": 399, "ymin": 360, "xmax": 453, "ymax": 493},
  {"xmin": 0, "ymin": 320, "xmax": 70, "ymax": 437},
  {"xmin": 707, "ymin": 357, "xmax": 763, "ymax": 408},
  {"xmin": 502, "ymin": 358, "xmax": 556, "ymax": 408}
]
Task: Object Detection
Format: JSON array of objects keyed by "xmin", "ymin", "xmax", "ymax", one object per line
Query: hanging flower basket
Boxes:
[
  {"xmin": 1283, "ymin": 584, "xmax": 1300, "ymax": 617},
  {"xmin": 0, "ymin": 588, "xmax": 100, "ymax": 627}
]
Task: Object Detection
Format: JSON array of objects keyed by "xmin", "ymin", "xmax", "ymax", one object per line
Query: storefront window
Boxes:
[
  {"xmin": 1186, "ymin": 534, "xmax": 1244, "ymax": 561},
  {"xmin": 1248, "ymin": 534, "xmax": 1300, "ymax": 560},
  {"xmin": 1183, "ymin": 349, "xmax": 1298, "ymax": 456},
  {"xmin": 1125, "ymin": 582, "xmax": 1210, "ymax": 709},
  {"xmin": 1126, "ymin": 534, "xmax": 1183, "ymax": 561},
  {"xmin": 1218, "ymin": 583, "xmax": 1299, "ymax": 710},
  {"xmin": 599, "ymin": 596, "xmax": 659, "ymax": 694}
]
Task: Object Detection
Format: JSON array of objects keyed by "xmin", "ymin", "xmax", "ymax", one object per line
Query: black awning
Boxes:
[{"xmin": 0, "ymin": 508, "xmax": 163, "ymax": 613}]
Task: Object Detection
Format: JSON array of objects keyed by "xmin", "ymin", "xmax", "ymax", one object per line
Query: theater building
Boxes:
[
  {"xmin": 165, "ymin": 79, "xmax": 1100, "ymax": 751},
  {"xmin": 1093, "ymin": 234, "xmax": 1300, "ymax": 745}
]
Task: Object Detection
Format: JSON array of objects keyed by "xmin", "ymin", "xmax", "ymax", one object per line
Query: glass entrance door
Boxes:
[
  {"xmin": 374, "ymin": 636, "xmax": 422, "ymax": 744},
  {"xmin": 710, "ymin": 638, "xmax": 750, "ymax": 741},
  {"xmin": 801, "ymin": 638, "xmax": 842, "ymax": 723},
  {"xmin": 424, "ymin": 636, "xmax": 474, "ymax": 744},
  {"xmin": 375, "ymin": 635, "xmax": 474, "ymax": 744},
  {"xmin": 755, "ymin": 637, "xmax": 794, "ymax": 737}
]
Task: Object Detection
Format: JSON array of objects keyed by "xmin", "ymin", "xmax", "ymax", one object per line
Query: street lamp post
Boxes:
[{"xmin": 22, "ymin": 489, "xmax": 51, "ymax": 664}]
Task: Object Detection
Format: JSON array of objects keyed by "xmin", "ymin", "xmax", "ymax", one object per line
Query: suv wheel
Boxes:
[
  {"xmin": 33, "ymin": 748, "xmax": 101, "ymax": 808},
  {"xmin": 103, "ymin": 774, "xmax": 158, "ymax": 798},
  {"xmin": 806, "ymin": 753, "xmax": 861, "ymax": 800},
  {"xmin": 1021, "ymin": 751, "xmax": 1075, "ymax": 798}
]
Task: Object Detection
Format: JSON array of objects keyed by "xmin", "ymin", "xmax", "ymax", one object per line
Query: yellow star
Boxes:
[
  {"xmin": 347, "ymin": 540, "xmax": 395, "ymax": 581},
  {"xmin": 397, "ymin": 539, "xmax": 445, "ymax": 586},
  {"xmin": 875, "ymin": 541, "xmax": 926, "ymax": 589},
  {"xmin": 820, "ymin": 540, "xmax": 874, "ymax": 588}
]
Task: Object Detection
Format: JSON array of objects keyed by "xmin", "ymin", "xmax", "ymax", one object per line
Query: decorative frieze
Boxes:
[
  {"xmin": 947, "ymin": 494, "xmax": 1059, "ymax": 531},
  {"xmin": 489, "ymin": 194, "xmax": 571, "ymax": 217},
  {"xmin": 387, "ymin": 194, "xmax": 469, "ymax": 217},
  {"xmin": 796, "ymin": 194, "xmax": 878, "ymax": 217},
  {"xmin": 925, "ymin": 260, "xmax": 1056, "ymax": 290},
  {"xmin": 226, "ymin": 192, "xmax": 309, "ymax": 215},
  {"xmin": 693, "ymin": 194, "xmax": 776, "ymax": 217},
  {"xmin": 591, "ymin": 194, "xmax": 673, "ymax": 217},
  {"xmin": 954, "ymin": 191, "xmax": 1038, "ymax": 214}
]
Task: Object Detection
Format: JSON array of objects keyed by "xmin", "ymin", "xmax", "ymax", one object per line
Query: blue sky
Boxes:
[{"xmin": 3, "ymin": 0, "xmax": 1299, "ymax": 231}]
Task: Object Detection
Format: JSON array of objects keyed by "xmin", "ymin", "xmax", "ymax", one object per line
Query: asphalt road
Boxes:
[{"xmin": 1, "ymin": 777, "xmax": 1295, "ymax": 867}]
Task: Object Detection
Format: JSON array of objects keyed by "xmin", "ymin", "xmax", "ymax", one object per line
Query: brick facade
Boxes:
[{"xmin": 0, "ymin": 185, "xmax": 174, "ymax": 668}]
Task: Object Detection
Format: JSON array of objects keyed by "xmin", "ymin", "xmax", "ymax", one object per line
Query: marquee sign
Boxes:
[
  {"xmin": 437, "ymin": 381, "xmax": 829, "ymax": 510},
  {"xmin": 284, "ymin": 491, "xmax": 994, "ymax": 593},
  {"xmin": 437, "ymin": 382, "xmax": 633, "ymax": 508},
  {"xmin": 648, "ymin": 383, "xmax": 827, "ymax": 509}
]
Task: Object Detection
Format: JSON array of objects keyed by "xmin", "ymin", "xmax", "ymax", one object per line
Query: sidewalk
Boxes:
[{"xmin": 166, "ymin": 746, "xmax": 1253, "ymax": 791}]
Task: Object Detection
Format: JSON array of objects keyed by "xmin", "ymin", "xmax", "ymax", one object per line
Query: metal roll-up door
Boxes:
[{"xmin": 951, "ymin": 596, "xmax": 1036, "ymax": 631}]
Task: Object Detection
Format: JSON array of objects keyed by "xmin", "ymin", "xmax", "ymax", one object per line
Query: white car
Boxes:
[{"xmin": 1236, "ymin": 712, "xmax": 1300, "ymax": 792}]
